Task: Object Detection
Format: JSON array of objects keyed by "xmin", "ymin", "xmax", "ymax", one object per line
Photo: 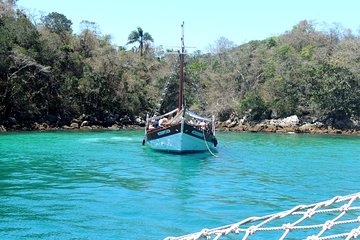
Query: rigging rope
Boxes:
[
  {"xmin": 154, "ymin": 61, "xmax": 178, "ymax": 115},
  {"xmin": 190, "ymin": 72, "xmax": 206, "ymax": 112},
  {"xmin": 154, "ymin": 75, "xmax": 173, "ymax": 115},
  {"xmin": 164, "ymin": 192, "xmax": 360, "ymax": 240}
]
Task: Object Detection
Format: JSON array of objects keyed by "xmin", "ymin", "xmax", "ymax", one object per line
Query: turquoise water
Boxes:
[{"xmin": 0, "ymin": 130, "xmax": 359, "ymax": 239}]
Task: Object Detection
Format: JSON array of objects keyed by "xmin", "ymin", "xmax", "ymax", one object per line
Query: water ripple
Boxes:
[{"xmin": 0, "ymin": 131, "xmax": 359, "ymax": 239}]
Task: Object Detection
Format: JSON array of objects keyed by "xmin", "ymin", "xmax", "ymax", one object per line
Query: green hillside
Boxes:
[{"xmin": 1, "ymin": 1, "xmax": 359, "ymax": 130}]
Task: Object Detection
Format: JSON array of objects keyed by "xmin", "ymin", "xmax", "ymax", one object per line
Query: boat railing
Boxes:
[
  {"xmin": 146, "ymin": 108, "xmax": 215, "ymax": 135},
  {"xmin": 148, "ymin": 108, "xmax": 179, "ymax": 121},
  {"xmin": 146, "ymin": 109, "xmax": 179, "ymax": 131}
]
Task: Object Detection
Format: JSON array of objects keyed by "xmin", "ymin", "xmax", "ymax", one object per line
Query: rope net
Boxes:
[{"xmin": 165, "ymin": 192, "xmax": 360, "ymax": 240}]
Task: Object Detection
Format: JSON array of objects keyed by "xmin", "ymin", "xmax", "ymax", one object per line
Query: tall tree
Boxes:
[
  {"xmin": 127, "ymin": 27, "xmax": 153, "ymax": 56},
  {"xmin": 78, "ymin": 20, "xmax": 99, "ymax": 58},
  {"xmin": 42, "ymin": 12, "xmax": 72, "ymax": 35},
  {"xmin": 207, "ymin": 36, "xmax": 236, "ymax": 54}
]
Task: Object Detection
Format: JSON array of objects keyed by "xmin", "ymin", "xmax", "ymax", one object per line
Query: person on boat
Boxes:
[
  {"xmin": 153, "ymin": 116, "xmax": 159, "ymax": 128},
  {"xmin": 159, "ymin": 117, "xmax": 168, "ymax": 127},
  {"xmin": 199, "ymin": 121, "xmax": 206, "ymax": 130}
]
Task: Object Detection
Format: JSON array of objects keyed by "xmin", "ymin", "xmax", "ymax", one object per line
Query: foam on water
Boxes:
[{"xmin": 80, "ymin": 135, "xmax": 143, "ymax": 144}]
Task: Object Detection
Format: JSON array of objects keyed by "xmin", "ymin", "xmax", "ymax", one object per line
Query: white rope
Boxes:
[
  {"xmin": 202, "ymin": 129, "xmax": 218, "ymax": 157},
  {"xmin": 165, "ymin": 192, "xmax": 360, "ymax": 240}
]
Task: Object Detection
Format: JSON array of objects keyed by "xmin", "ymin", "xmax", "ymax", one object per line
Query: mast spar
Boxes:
[{"xmin": 178, "ymin": 21, "xmax": 185, "ymax": 112}]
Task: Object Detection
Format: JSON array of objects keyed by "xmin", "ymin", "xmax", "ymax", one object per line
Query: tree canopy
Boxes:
[
  {"xmin": 0, "ymin": 2, "xmax": 359, "ymax": 130},
  {"xmin": 42, "ymin": 12, "xmax": 72, "ymax": 34}
]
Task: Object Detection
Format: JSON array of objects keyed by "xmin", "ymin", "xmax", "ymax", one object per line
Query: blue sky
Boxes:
[{"xmin": 18, "ymin": 0, "xmax": 360, "ymax": 52}]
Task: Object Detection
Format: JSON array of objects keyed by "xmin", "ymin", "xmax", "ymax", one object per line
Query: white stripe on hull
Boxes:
[{"xmin": 147, "ymin": 132, "xmax": 215, "ymax": 153}]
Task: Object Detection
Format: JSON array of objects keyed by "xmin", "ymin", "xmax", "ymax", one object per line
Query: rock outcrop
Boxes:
[
  {"xmin": 0, "ymin": 125, "xmax": 6, "ymax": 132},
  {"xmin": 218, "ymin": 115, "xmax": 360, "ymax": 135}
]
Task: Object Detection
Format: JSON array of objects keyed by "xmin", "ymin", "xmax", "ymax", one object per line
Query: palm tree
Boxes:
[{"xmin": 127, "ymin": 27, "xmax": 154, "ymax": 56}]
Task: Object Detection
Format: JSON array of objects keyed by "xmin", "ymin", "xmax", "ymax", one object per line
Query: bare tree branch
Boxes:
[{"xmin": 8, "ymin": 49, "xmax": 51, "ymax": 80}]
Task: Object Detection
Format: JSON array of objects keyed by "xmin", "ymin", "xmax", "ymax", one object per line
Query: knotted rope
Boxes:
[{"xmin": 165, "ymin": 192, "xmax": 360, "ymax": 240}]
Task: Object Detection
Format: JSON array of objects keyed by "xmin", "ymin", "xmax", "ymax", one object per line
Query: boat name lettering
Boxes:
[
  {"xmin": 191, "ymin": 130, "xmax": 203, "ymax": 137},
  {"xmin": 157, "ymin": 129, "xmax": 171, "ymax": 136}
]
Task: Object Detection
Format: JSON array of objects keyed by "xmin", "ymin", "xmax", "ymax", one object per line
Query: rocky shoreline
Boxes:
[
  {"xmin": 0, "ymin": 114, "xmax": 144, "ymax": 132},
  {"xmin": 0, "ymin": 122, "xmax": 143, "ymax": 132},
  {"xmin": 216, "ymin": 115, "xmax": 360, "ymax": 135},
  {"xmin": 1, "ymin": 115, "xmax": 360, "ymax": 135}
]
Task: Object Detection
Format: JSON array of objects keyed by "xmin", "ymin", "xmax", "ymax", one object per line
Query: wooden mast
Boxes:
[{"xmin": 178, "ymin": 21, "xmax": 185, "ymax": 112}]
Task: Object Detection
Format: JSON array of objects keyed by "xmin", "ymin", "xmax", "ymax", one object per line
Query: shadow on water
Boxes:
[{"xmin": 142, "ymin": 146, "xmax": 214, "ymax": 173}]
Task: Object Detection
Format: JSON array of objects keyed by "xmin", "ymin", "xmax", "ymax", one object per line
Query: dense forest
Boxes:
[{"xmin": 1, "ymin": 1, "xmax": 360, "ymax": 131}]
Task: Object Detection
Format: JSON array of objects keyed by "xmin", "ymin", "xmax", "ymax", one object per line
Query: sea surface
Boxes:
[{"xmin": 0, "ymin": 130, "xmax": 359, "ymax": 239}]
